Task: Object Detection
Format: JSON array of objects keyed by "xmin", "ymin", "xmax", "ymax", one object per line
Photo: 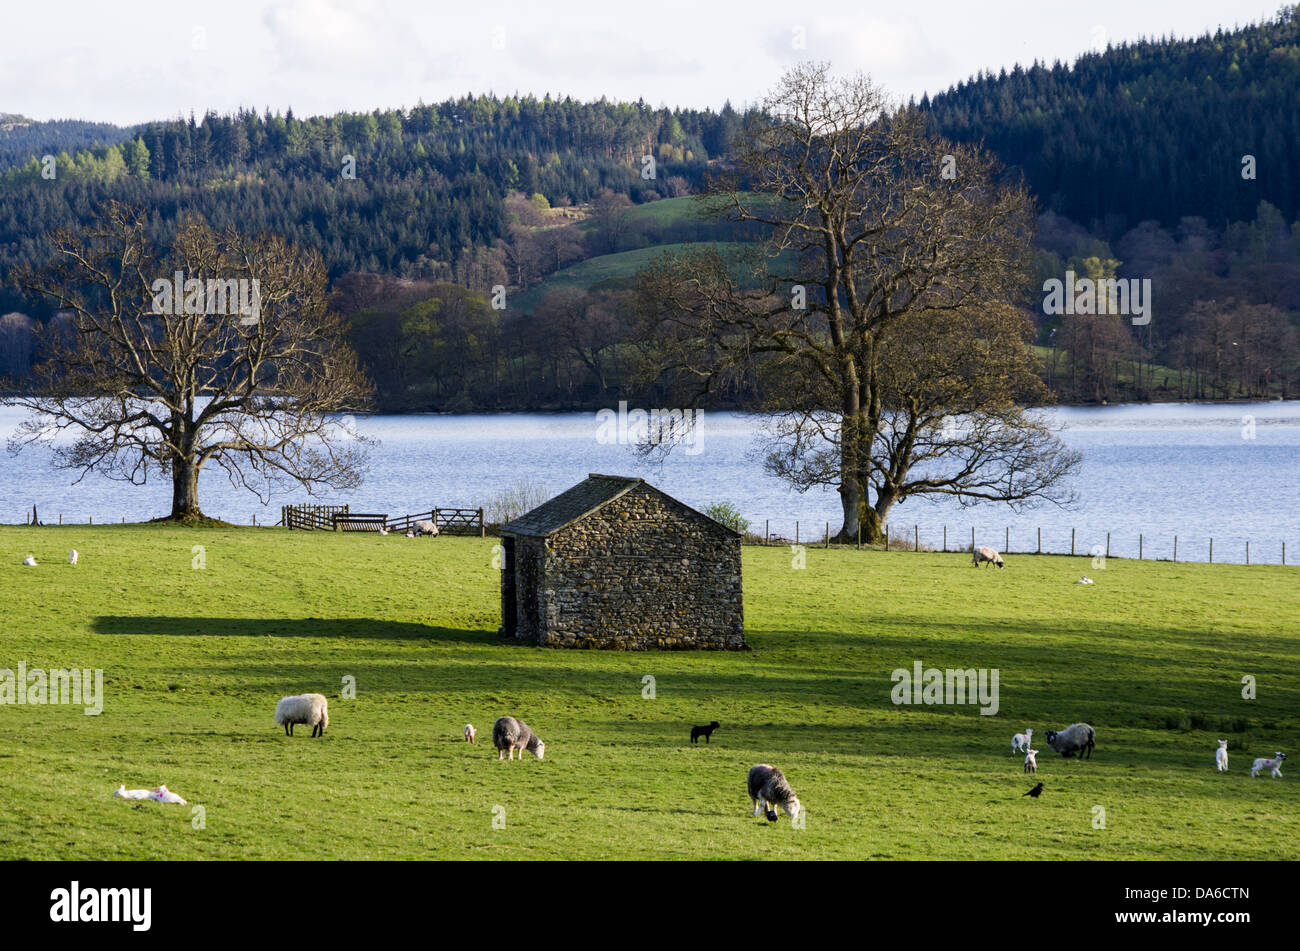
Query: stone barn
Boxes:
[{"xmin": 497, "ymin": 474, "xmax": 746, "ymax": 649}]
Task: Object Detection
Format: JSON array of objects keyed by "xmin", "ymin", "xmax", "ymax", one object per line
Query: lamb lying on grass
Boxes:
[
  {"xmin": 22, "ymin": 555, "xmax": 36, "ymax": 567},
  {"xmin": 275, "ymin": 693, "xmax": 330, "ymax": 737},
  {"xmin": 748, "ymin": 764, "xmax": 801, "ymax": 823},
  {"xmin": 493, "ymin": 716, "xmax": 544, "ymax": 760},
  {"xmin": 1250, "ymin": 752, "xmax": 1285, "ymax": 778},
  {"xmin": 1012, "ymin": 728, "xmax": 1033, "ymax": 754},
  {"xmin": 113, "ymin": 785, "xmax": 152, "ymax": 800},
  {"xmin": 113, "ymin": 784, "xmax": 188, "ymax": 804}
]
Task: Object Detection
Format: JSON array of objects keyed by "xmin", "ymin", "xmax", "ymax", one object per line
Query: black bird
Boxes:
[{"xmin": 1023, "ymin": 782, "xmax": 1044, "ymax": 798}]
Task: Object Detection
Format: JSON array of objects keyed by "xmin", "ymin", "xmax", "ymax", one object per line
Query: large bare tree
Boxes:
[
  {"xmin": 5, "ymin": 203, "xmax": 373, "ymax": 521},
  {"xmin": 635, "ymin": 64, "xmax": 1077, "ymax": 540}
]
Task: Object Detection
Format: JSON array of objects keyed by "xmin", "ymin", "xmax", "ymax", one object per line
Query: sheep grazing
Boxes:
[
  {"xmin": 972, "ymin": 546, "xmax": 1004, "ymax": 568},
  {"xmin": 113, "ymin": 785, "xmax": 152, "ymax": 800},
  {"xmin": 414, "ymin": 519, "xmax": 440, "ymax": 537},
  {"xmin": 493, "ymin": 716, "xmax": 545, "ymax": 760},
  {"xmin": 1012, "ymin": 728, "xmax": 1033, "ymax": 754},
  {"xmin": 464, "ymin": 723, "xmax": 476, "ymax": 744},
  {"xmin": 150, "ymin": 785, "xmax": 187, "ymax": 804},
  {"xmin": 1045, "ymin": 722, "xmax": 1096, "ymax": 759},
  {"xmin": 69, "ymin": 549, "xmax": 79, "ymax": 566},
  {"xmin": 275, "ymin": 693, "xmax": 330, "ymax": 737},
  {"xmin": 1250, "ymin": 751, "xmax": 1286, "ymax": 778},
  {"xmin": 22, "ymin": 555, "xmax": 36, "ymax": 567},
  {"xmin": 1216, "ymin": 739, "xmax": 1229, "ymax": 772},
  {"xmin": 1024, "ymin": 748, "xmax": 1038, "ymax": 773},
  {"xmin": 747, "ymin": 764, "xmax": 801, "ymax": 823}
]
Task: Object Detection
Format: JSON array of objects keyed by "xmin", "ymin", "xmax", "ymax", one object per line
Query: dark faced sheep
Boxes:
[
  {"xmin": 1045, "ymin": 723, "xmax": 1095, "ymax": 759},
  {"xmin": 747, "ymin": 764, "xmax": 801, "ymax": 822},
  {"xmin": 493, "ymin": 716, "xmax": 545, "ymax": 760},
  {"xmin": 972, "ymin": 546, "xmax": 1004, "ymax": 568}
]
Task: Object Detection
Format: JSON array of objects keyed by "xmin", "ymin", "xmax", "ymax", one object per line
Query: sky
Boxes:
[{"xmin": 0, "ymin": 0, "xmax": 1283, "ymax": 126}]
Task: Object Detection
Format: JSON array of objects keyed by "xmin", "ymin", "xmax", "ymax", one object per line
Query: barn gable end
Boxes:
[{"xmin": 498, "ymin": 474, "xmax": 746, "ymax": 650}]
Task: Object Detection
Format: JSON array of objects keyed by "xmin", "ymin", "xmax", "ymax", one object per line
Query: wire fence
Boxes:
[{"xmin": 750, "ymin": 519, "xmax": 1292, "ymax": 566}]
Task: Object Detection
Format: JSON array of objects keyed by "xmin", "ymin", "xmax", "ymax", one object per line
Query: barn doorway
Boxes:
[{"xmin": 501, "ymin": 536, "xmax": 517, "ymax": 636}]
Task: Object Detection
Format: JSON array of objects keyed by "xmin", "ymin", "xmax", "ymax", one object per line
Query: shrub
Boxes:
[
  {"xmin": 485, "ymin": 479, "xmax": 551, "ymax": 526},
  {"xmin": 704, "ymin": 501, "xmax": 749, "ymax": 534}
]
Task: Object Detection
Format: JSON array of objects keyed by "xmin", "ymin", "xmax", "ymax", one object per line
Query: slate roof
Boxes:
[{"xmin": 498, "ymin": 473, "xmax": 738, "ymax": 538}]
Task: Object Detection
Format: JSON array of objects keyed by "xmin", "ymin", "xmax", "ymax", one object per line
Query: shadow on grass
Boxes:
[{"xmin": 92, "ymin": 615, "xmax": 494, "ymax": 644}]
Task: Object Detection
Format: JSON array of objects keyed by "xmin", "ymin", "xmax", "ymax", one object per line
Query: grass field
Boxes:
[{"xmin": 1, "ymin": 525, "xmax": 1297, "ymax": 860}]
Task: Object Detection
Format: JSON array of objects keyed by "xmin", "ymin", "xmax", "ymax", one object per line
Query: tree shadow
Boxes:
[{"xmin": 92, "ymin": 615, "xmax": 493, "ymax": 644}]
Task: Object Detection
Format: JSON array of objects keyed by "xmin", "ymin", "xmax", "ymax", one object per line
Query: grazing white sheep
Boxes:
[
  {"xmin": 414, "ymin": 519, "xmax": 440, "ymax": 537},
  {"xmin": 464, "ymin": 723, "xmax": 476, "ymax": 744},
  {"xmin": 1216, "ymin": 739, "xmax": 1229, "ymax": 772},
  {"xmin": 1045, "ymin": 723, "xmax": 1096, "ymax": 759},
  {"xmin": 1250, "ymin": 752, "xmax": 1285, "ymax": 778},
  {"xmin": 1012, "ymin": 728, "xmax": 1033, "ymax": 754},
  {"xmin": 1024, "ymin": 748, "xmax": 1038, "ymax": 774},
  {"xmin": 150, "ymin": 785, "xmax": 187, "ymax": 804},
  {"xmin": 492, "ymin": 716, "xmax": 544, "ymax": 760},
  {"xmin": 275, "ymin": 693, "xmax": 330, "ymax": 737},
  {"xmin": 972, "ymin": 546, "xmax": 1004, "ymax": 568},
  {"xmin": 113, "ymin": 785, "xmax": 152, "ymax": 800},
  {"xmin": 748, "ymin": 764, "xmax": 801, "ymax": 823},
  {"xmin": 69, "ymin": 549, "xmax": 79, "ymax": 566},
  {"xmin": 22, "ymin": 554, "xmax": 36, "ymax": 567}
]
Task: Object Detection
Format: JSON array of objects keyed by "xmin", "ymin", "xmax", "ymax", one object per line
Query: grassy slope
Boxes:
[
  {"xmin": 513, "ymin": 241, "xmax": 747, "ymax": 313},
  {"xmin": 1, "ymin": 526, "xmax": 1296, "ymax": 860}
]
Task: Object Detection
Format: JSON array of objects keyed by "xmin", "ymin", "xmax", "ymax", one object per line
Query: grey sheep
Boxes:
[
  {"xmin": 747, "ymin": 764, "xmax": 801, "ymax": 823},
  {"xmin": 1045, "ymin": 723, "xmax": 1095, "ymax": 759},
  {"xmin": 493, "ymin": 716, "xmax": 545, "ymax": 760}
]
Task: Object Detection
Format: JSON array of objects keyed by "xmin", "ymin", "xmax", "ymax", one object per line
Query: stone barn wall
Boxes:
[{"xmin": 506, "ymin": 484, "xmax": 744, "ymax": 650}]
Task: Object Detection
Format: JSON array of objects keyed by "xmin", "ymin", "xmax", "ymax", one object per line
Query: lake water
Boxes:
[{"xmin": 2, "ymin": 402, "xmax": 1298, "ymax": 564}]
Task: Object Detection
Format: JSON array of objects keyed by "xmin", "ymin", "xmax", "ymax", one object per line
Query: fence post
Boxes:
[
  {"xmin": 914, "ymin": 525, "xmax": 919, "ymax": 553},
  {"xmin": 796, "ymin": 522, "xmax": 800, "ymax": 545},
  {"xmin": 1284, "ymin": 542, "xmax": 1287, "ymax": 566},
  {"xmin": 1246, "ymin": 541, "xmax": 1249, "ymax": 565},
  {"xmin": 479, "ymin": 508, "xmax": 485, "ymax": 538},
  {"xmin": 1005, "ymin": 526, "xmax": 1009, "ymax": 554},
  {"xmin": 1174, "ymin": 536, "xmax": 1178, "ymax": 562},
  {"xmin": 253, "ymin": 514, "xmax": 257, "ymax": 527},
  {"xmin": 886, "ymin": 526, "xmax": 890, "ymax": 552},
  {"xmin": 971, "ymin": 526, "xmax": 975, "ymax": 552},
  {"xmin": 943, "ymin": 526, "xmax": 947, "ymax": 552},
  {"xmin": 766, "ymin": 520, "xmax": 770, "ymax": 545},
  {"xmin": 1037, "ymin": 527, "xmax": 1041, "ymax": 554},
  {"xmin": 1139, "ymin": 534, "xmax": 1143, "ymax": 560},
  {"xmin": 59, "ymin": 514, "xmax": 63, "ymax": 525},
  {"xmin": 89, "ymin": 516, "xmax": 92, "ymax": 525},
  {"xmin": 1071, "ymin": 527, "xmax": 1075, "ymax": 556},
  {"xmin": 1209, "ymin": 538, "xmax": 1213, "ymax": 563},
  {"xmin": 1106, "ymin": 532, "xmax": 1110, "ymax": 558},
  {"xmin": 825, "ymin": 522, "xmax": 829, "ymax": 549}
]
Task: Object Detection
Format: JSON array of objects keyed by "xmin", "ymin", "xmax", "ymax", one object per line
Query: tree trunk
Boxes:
[{"xmin": 170, "ymin": 427, "xmax": 202, "ymax": 519}]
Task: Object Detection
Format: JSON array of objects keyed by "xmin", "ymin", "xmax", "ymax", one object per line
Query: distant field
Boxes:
[
  {"xmin": 513, "ymin": 241, "xmax": 750, "ymax": 312},
  {"xmin": 1, "ymin": 526, "xmax": 1296, "ymax": 860}
]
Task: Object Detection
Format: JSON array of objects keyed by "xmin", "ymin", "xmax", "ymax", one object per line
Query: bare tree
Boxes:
[
  {"xmin": 635, "ymin": 64, "xmax": 1075, "ymax": 540},
  {"xmin": 5, "ymin": 203, "xmax": 373, "ymax": 521}
]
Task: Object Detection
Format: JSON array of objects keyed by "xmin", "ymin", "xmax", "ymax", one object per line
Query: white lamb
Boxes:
[
  {"xmin": 1215, "ymin": 739, "xmax": 1229, "ymax": 772},
  {"xmin": 113, "ymin": 785, "xmax": 152, "ymax": 800},
  {"xmin": 465, "ymin": 723, "xmax": 476, "ymax": 743},
  {"xmin": 150, "ymin": 785, "xmax": 188, "ymax": 804},
  {"xmin": 1012, "ymin": 728, "xmax": 1033, "ymax": 754},
  {"xmin": 275, "ymin": 693, "xmax": 330, "ymax": 737},
  {"xmin": 22, "ymin": 554, "xmax": 36, "ymax": 567},
  {"xmin": 1250, "ymin": 752, "xmax": 1285, "ymax": 778},
  {"xmin": 1024, "ymin": 748, "xmax": 1038, "ymax": 773},
  {"xmin": 69, "ymin": 549, "xmax": 79, "ymax": 566}
]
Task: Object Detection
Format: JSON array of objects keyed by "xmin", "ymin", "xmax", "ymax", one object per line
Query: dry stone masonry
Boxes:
[{"xmin": 498, "ymin": 474, "xmax": 745, "ymax": 650}]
